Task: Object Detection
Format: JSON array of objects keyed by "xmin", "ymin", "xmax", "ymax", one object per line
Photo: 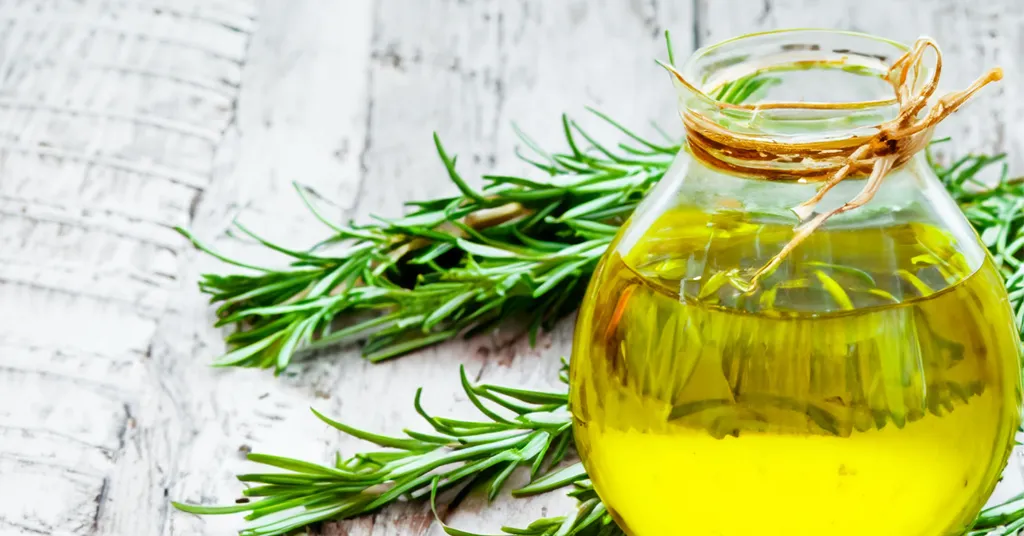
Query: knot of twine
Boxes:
[{"xmin": 670, "ymin": 38, "xmax": 1003, "ymax": 291}]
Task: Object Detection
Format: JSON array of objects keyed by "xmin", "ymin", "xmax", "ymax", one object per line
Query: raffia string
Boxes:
[{"xmin": 665, "ymin": 37, "xmax": 1003, "ymax": 291}]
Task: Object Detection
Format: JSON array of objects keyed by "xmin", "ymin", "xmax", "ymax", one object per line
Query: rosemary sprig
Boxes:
[
  {"xmin": 972, "ymin": 493, "xmax": 1024, "ymax": 535},
  {"xmin": 429, "ymin": 471, "xmax": 621, "ymax": 536},
  {"xmin": 173, "ymin": 364, "xmax": 576, "ymax": 536},
  {"xmin": 179, "ymin": 122, "xmax": 672, "ymax": 371}
]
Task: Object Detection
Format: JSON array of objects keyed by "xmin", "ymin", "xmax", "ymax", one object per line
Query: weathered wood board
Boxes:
[{"xmin": 0, "ymin": 1, "xmax": 1020, "ymax": 535}]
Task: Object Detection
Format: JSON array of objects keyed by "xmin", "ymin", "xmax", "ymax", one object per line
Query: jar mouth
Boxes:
[{"xmin": 675, "ymin": 29, "xmax": 912, "ymax": 141}]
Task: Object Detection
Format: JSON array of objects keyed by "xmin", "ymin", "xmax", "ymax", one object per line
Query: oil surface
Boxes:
[{"xmin": 570, "ymin": 207, "xmax": 1022, "ymax": 536}]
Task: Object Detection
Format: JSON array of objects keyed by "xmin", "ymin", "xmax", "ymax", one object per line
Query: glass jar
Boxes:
[{"xmin": 569, "ymin": 30, "xmax": 1022, "ymax": 536}]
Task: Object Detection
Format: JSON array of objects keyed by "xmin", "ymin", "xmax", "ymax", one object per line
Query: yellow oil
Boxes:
[{"xmin": 570, "ymin": 207, "xmax": 1022, "ymax": 536}]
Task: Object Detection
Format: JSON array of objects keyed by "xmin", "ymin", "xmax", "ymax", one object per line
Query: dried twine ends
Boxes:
[{"xmin": 744, "ymin": 38, "xmax": 1002, "ymax": 292}]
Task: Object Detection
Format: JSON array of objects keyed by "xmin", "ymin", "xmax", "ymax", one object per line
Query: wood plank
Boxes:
[
  {"xmin": 0, "ymin": 0, "xmax": 251, "ymax": 534},
  {"xmin": 0, "ymin": 0, "xmax": 255, "ymax": 534},
  {"xmin": 4, "ymin": 1, "xmax": 1019, "ymax": 535}
]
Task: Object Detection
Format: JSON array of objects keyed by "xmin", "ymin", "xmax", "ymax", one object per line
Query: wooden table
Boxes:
[{"xmin": 2, "ymin": 1, "xmax": 1023, "ymax": 534}]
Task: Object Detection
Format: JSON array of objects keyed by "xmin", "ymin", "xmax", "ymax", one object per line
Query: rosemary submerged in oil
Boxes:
[{"xmin": 571, "ymin": 216, "xmax": 1020, "ymax": 535}]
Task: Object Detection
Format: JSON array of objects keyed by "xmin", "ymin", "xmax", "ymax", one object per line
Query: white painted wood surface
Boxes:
[{"xmin": 0, "ymin": 1, "xmax": 1020, "ymax": 535}]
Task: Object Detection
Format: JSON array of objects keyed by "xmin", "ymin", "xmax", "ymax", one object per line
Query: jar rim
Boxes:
[
  {"xmin": 673, "ymin": 29, "xmax": 923, "ymax": 180},
  {"xmin": 679, "ymin": 28, "xmax": 910, "ymax": 112}
]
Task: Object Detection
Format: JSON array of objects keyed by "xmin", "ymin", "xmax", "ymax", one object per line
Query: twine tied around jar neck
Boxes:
[{"xmin": 664, "ymin": 37, "xmax": 1003, "ymax": 291}]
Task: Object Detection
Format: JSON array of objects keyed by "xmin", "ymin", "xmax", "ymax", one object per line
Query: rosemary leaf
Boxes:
[{"xmin": 174, "ymin": 361, "xmax": 580, "ymax": 535}]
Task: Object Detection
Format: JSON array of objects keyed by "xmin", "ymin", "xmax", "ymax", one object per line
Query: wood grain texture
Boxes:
[
  {"xmin": 0, "ymin": 0, "xmax": 252, "ymax": 535},
  {"xmin": 0, "ymin": 1, "xmax": 1021, "ymax": 535}
]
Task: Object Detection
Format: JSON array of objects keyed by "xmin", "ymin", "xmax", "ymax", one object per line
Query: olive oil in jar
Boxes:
[{"xmin": 570, "ymin": 207, "xmax": 1022, "ymax": 536}]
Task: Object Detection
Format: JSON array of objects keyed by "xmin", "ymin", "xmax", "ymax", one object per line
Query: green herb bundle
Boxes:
[
  {"xmin": 173, "ymin": 362, "xmax": 616, "ymax": 536},
  {"xmin": 178, "ymin": 115, "xmax": 675, "ymax": 371}
]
